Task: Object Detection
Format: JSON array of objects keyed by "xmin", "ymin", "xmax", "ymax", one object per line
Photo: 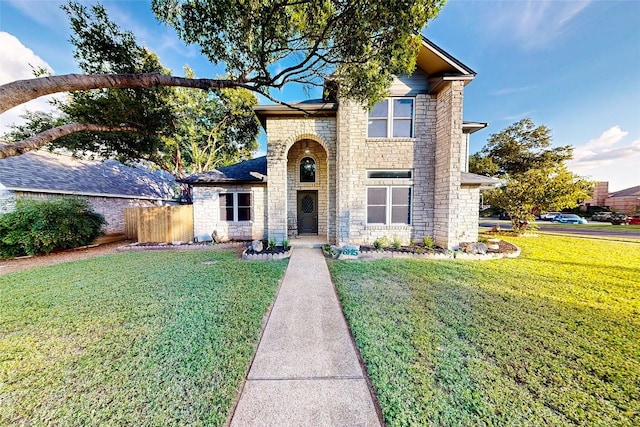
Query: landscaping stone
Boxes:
[
  {"xmin": 251, "ymin": 239, "xmax": 264, "ymax": 253},
  {"xmin": 463, "ymin": 242, "xmax": 488, "ymax": 255},
  {"xmin": 338, "ymin": 244, "xmax": 360, "ymax": 260}
]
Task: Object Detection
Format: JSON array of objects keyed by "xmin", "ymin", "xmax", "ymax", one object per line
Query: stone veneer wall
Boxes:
[
  {"xmin": 8, "ymin": 191, "xmax": 168, "ymax": 234},
  {"xmin": 265, "ymin": 118, "xmax": 337, "ymax": 244},
  {"xmin": 192, "ymin": 184, "xmax": 267, "ymax": 242},
  {"xmin": 433, "ymin": 81, "xmax": 465, "ymax": 249},
  {"xmin": 286, "ymin": 140, "xmax": 329, "ymax": 237},
  {"xmin": 335, "ymin": 94, "xmax": 439, "ymax": 246},
  {"xmin": 457, "ymin": 185, "xmax": 481, "ymax": 243}
]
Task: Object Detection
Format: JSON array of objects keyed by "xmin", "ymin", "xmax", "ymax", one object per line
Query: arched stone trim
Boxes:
[{"xmin": 285, "ymin": 133, "xmax": 329, "ymax": 156}]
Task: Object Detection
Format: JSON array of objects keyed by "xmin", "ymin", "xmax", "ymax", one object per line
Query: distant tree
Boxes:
[
  {"xmin": 0, "ymin": 0, "xmax": 445, "ymax": 158},
  {"xmin": 474, "ymin": 119, "xmax": 592, "ymax": 232}
]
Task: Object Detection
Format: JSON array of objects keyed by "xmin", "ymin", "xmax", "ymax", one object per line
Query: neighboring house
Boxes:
[
  {"xmin": 605, "ymin": 185, "xmax": 640, "ymax": 215},
  {"xmin": 0, "ymin": 151, "xmax": 179, "ymax": 233},
  {"xmin": 182, "ymin": 37, "xmax": 498, "ymax": 249},
  {"xmin": 580, "ymin": 182, "xmax": 640, "ymax": 215}
]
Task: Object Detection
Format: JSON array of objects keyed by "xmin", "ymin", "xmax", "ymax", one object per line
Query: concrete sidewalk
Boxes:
[{"xmin": 230, "ymin": 248, "xmax": 381, "ymax": 426}]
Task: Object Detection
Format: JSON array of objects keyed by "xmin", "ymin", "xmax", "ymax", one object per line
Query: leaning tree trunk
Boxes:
[
  {"xmin": 0, "ymin": 123, "xmax": 139, "ymax": 159},
  {"xmin": 0, "ymin": 73, "xmax": 245, "ymax": 114}
]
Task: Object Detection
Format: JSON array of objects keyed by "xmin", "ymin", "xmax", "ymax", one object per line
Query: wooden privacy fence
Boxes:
[{"xmin": 124, "ymin": 205, "xmax": 193, "ymax": 243}]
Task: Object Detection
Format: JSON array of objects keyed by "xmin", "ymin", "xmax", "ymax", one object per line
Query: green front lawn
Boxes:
[
  {"xmin": 330, "ymin": 236, "xmax": 640, "ymax": 426},
  {"xmin": 0, "ymin": 250, "xmax": 287, "ymax": 426}
]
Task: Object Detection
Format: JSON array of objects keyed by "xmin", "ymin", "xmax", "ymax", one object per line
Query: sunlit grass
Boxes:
[
  {"xmin": 330, "ymin": 236, "xmax": 640, "ymax": 426},
  {"xmin": 0, "ymin": 250, "xmax": 287, "ymax": 426}
]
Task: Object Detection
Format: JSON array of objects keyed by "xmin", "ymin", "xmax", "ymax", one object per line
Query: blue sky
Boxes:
[{"xmin": 1, "ymin": 0, "xmax": 638, "ymax": 191}]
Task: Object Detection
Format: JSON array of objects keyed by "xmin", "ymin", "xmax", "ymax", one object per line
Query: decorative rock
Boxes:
[
  {"xmin": 464, "ymin": 242, "xmax": 488, "ymax": 255},
  {"xmin": 339, "ymin": 244, "xmax": 360, "ymax": 260},
  {"xmin": 212, "ymin": 230, "xmax": 226, "ymax": 243},
  {"xmin": 251, "ymin": 240, "xmax": 264, "ymax": 252},
  {"xmin": 171, "ymin": 241, "xmax": 184, "ymax": 246},
  {"xmin": 488, "ymin": 244, "xmax": 500, "ymax": 250}
]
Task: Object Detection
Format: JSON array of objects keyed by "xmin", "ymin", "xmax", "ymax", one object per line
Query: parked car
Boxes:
[
  {"xmin": 627, "ymin": 215, "xmax": 640, "ymax": 225},
  {"xmin": 498, "ymin": 211, "xmax": 511, "ymax": 220},
  {"xmin": 540, "ymin": 212, "xmax": 561, "ymax": 221},
  {"xmin": 552, "ymin": 214, "xmax": 588, "ymax": 224},
  {"xmin": 610, "ymin": 213, "xmax": 629, "ymax": 225},
  {"xmin": 591, "ymin": 212, "xmax": 613, "ymax": 222}
]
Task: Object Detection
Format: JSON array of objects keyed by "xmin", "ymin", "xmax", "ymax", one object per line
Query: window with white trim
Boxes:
[
  {"xmin": 219, "ymin": 192, "xmax": 251, "ymax": 222},
  {"xmin": 367, "ymin": 98, "xmax": 414, "ymax": 138},
  {"xmin": 367, "ymin": 186, "xmax": 412, "ymax": 225}
]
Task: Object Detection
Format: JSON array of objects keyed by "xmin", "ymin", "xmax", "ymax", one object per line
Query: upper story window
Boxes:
[
  {"xmin": 300, "ymin": 157, "xmax": 316, "ymax": 182},
  {"xmin": 367, "ymin": 98, "xmax": 414, "ymax": 138}
]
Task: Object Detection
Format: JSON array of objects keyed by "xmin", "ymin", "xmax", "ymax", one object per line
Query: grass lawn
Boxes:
[
  {"xmin": 330, "ymin": 236, "xmax": 639, "ymax": 426},
  {"xmin": 0, "ymin": 250, "xmax": 287, "ymax": 426}
]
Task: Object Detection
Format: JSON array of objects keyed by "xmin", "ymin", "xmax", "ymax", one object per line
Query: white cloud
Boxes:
[
  {"xmin": 567, "ymin": 126, "xmax": 640, "ymax": 191},
  {"xmin": 0, "ymin": 32, "xmax": 59, "ymax": 135},
  {"xmin": 487, "ymin": 0, "xmax": 592, "ymax": 50}
]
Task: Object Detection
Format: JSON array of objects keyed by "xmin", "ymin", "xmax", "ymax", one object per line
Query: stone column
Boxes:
[
  {"xmin": 267, "ymin": 139, "xmax": 288, "ymax": 244},
  {"xmin": 433, "ymin": 80, "xmax": 464, "ymax": 249}
]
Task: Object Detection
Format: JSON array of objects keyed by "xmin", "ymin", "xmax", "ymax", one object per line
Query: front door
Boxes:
[{"xmin": 297, "ymin": 191, "xmax": 318, "ymax": 234}]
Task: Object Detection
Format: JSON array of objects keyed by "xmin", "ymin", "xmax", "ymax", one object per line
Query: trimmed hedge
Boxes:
[{"xmin": 0, "ymin": 198, "xmax": 106, "ymax": 258}]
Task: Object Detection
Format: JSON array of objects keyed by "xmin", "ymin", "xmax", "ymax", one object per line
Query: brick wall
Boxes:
[{"xmin": 192, "ymin": 184, "xmax": 267, "ymax": 242}]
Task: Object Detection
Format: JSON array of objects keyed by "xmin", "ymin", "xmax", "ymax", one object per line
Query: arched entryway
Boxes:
[{"xmin": 286, "ymin": 139, "xmax": 328, "ymax": 238}]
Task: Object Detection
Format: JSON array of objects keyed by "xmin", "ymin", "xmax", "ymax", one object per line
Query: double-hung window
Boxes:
[
  {"xmin": 367, "ymin": 98, "xmax": 414, "ymax": 138},
  {"xmin": 219, "ymin": 192, "xmax": 251, "ymax": 222},
  {"xmin": 367, "ymin": 187, "xmax": 412, "ymax": 225}
]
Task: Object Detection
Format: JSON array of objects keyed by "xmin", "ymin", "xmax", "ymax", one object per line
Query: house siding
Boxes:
[{"xmin": 192, "ymin": 184, "xmax": 267, "ymax": 242}]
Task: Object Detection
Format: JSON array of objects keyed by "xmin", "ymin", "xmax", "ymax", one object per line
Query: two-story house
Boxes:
[{"xmin": 181, "ymin": 36, "xmax": 497, "ymax": 249}]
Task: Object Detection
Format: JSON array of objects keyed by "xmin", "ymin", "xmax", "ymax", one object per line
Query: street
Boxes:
[{"xmin": 479, "ymin": 219, "xmax": 640, "ymax": 240}]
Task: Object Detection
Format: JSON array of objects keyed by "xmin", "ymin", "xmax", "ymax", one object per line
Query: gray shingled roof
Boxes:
[
  {"xmin": 0, "ymin": 151, "xmax": 178, "ymax": 200},
  {"xmin": 180, "ymin": 156, "xmax": 267, "ymax": 185},
  {"xmin": 609, "ymin": 185, "xmax": 640, "ymax": 198}
]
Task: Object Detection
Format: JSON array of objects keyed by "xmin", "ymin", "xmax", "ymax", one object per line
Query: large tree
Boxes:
[
  {"xmin": 2, "ymin": 3, "xmax": 259, "ymax": 178},
  {"xmin": 472, "ymin": 118, "xmax": 592, "ymax": 232},
  {"xmin": 0, "ymin": 0, "xmax": 445, "ymax": 159}
]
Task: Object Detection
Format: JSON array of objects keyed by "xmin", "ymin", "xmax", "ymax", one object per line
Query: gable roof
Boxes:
[
  {"xmin": 417, "ymin": 36, "xmax": 476, "ymax": 77},
  {"xmin": 180, "ymin": 156, "xmax": 268, "ymax": 185},
  {"xmin": 461, "ymin": 172, "xmax": 501, "ymax": 187},
  {"xmin": 609, "ymin": 185, "xmax": 640, "ymax": 198},
  {"xmin": 0, "ymin": 151, "xmax": 177, "ymax": 200}
]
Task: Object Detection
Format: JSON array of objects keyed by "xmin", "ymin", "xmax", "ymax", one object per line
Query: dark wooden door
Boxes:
[{"xmin": 297, "ymin": 191, "xmax": 318, "ymax": 234}]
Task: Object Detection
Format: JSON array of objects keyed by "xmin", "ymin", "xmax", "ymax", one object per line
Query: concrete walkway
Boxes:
[{"xmin": 230, "ymin": 248, "xmax": 381, "ymax": 426}]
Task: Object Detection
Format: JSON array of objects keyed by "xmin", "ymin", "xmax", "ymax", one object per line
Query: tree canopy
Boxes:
[
  {"xmin": 0, "ymin": 0, "xmax": 446, "ymax": 159},
  {"xmin": 472, "ymin": 119, "xmax": 592, "ymax": 232},
  {"xmin": 2, "ymin": 3, "xmax": 259, "ymax": 179}
]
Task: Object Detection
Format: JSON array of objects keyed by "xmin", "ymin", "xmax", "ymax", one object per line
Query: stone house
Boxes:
[
  {"xmin": 182, "ymin": 37, "xmax": 497, "ymax": 249},
  {"xmin": 0, "ymin": 151, "xmax": 178, "ymax": 234}
]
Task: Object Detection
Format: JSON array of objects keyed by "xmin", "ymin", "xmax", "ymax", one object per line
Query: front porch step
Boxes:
[{"xmin": 289, "ymin": 236, "xmax": 327, "ymax": 249}]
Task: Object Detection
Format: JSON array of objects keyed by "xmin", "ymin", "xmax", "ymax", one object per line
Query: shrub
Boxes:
[
  {"xmin": 373, "ymin": 236, "xmax": 390, "ymax": 250},
  {"xmin": 0, "ymin": 198, "xmax": 105, "ymax": 258},
  {"xmin": 391, "ymin": 235, "xmax": 402, "ymax": 249},
  {"xmin": 283, "ymin": 239, "xmax": 290, "ymax": 249},
  {"xmin": 422, "ymin": 236, "xmax": 434, "ymax": 248},
  {"xmin": 267, "ymin": 239, "xmax": 277, "ymax": 250}
]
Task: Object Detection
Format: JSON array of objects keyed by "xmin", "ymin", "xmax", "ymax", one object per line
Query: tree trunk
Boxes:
[
  {"xmin": 0, "ymin": 123, "xmax": 139, "ymax": 159},
  {"xmin": 0, "ymin": 73, "xmax": 244, "ymax": 114}
]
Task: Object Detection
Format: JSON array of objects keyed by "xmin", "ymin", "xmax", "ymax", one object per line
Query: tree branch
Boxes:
[
  {"xmin": 0, "ymin": 122, "xmax": 140, "ymax": 159},
  {"xmin": 0, "ymin": 73, "xmax": 248, "ymax": 114}
]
